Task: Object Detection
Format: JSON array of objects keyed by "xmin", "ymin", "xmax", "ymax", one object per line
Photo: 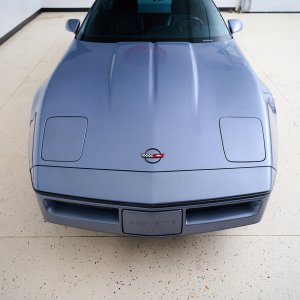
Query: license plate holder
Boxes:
[{"xmin": 122, "ymin": 210, "xmax": 183, "ymax": 236}]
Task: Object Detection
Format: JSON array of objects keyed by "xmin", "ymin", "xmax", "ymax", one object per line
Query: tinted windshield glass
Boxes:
[{"xmin": 78, "ymin": 0, "xmax": 231, "ymax": 43}]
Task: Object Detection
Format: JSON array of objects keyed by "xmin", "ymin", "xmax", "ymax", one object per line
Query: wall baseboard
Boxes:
[
  {"xmin": 0, "ymin": 8, "xmax": 92, "ymax": 45},
  {"xmin": 219, "ymin": 7, "xmax": 236, "ymax": 11},
  {"xmin": 42, "ymin": 8, "xmax": 90, "ymax": 12},
  {"xmin": 0, "ymin": 9, "xmax": 42, "ymax": 46}
]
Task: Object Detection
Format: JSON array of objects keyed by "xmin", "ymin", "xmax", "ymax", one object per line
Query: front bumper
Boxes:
[
  {"xmin": 36, "ymin": 191, "xmax": 269, "ymax": 236},
  {"xmin": 32, "ymin": 166, "xmax": 275, "ymax": 236}
]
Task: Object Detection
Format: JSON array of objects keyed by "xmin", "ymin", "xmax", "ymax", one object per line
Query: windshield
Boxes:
[{"xmin": 78, "ymin": 0, "xmax": 231, "ymax": 43}]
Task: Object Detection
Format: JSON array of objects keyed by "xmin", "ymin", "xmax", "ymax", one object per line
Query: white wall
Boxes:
[
  {"xmin": 41, "ymin": 0, "xmax": 94, "ymax": 8},
  {"xmin": 250, "ymin": 0, "xmax": 300, "ymax": 12},
  {"xmin": 214, "ymin": 0, "xmax": 239, "ymax": 8},
  {"xmin": 41, "ymin": 0, "xmax": 240, "ymax": 9},
  {"xmin": 0, "ymin": 0, "xmax": 41, "ymax": 38}
]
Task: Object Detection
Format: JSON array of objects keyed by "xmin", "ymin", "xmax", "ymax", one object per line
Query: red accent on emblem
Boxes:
[{"xmin": 152, "ymin": 154, "xmax": 165, "ymax": 158}]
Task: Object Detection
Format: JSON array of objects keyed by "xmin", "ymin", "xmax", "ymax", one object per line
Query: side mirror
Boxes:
[
  {"xmin": 66, "ymin": 19, "xmax": 80, "ymax": 33},
  {"xmin": 228, "ymin": 19, "xmax": 243, "ymax": 34}
]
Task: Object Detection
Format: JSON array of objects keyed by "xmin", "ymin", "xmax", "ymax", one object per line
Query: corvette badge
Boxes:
[{"xmin": 141, "ymin": 148, "xmax": 165, "ymax": 164}]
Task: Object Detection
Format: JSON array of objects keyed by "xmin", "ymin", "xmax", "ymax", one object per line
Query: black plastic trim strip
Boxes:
[
  {"xmin": 31, "ymin": 165, "xmax": 277, "ymax": 173},
  {"xmin": 35, "ymin": 188, "xmax": 270, "ymax": 209}
]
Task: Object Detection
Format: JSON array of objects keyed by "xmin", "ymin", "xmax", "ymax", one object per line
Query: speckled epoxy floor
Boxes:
[{"xmin": 0, "ymin": 12, "xmax": 300, "ymax": 299}]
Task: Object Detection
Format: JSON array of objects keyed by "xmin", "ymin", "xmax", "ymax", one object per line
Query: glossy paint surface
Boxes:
[{"xmin": 31, "ymin": 39, "xmax": 277, "ymax": 172}]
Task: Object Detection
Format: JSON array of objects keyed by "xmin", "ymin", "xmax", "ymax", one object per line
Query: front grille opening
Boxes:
[
  {"xmin": 45, "ymin": 200, "xmax": 119, "ymax": 224},
  {"xmin": 186, "ymin": 201, "xmax": 262, "ymax": 225}
]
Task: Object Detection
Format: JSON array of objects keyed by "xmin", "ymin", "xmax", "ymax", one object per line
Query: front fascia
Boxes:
[{"xmin": 31, "ymin": 166, "xmax": 276, "ymax": 205}]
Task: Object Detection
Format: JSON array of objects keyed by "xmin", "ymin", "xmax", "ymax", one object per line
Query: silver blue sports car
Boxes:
[{"xmin": 29, "ymin": 0, "xmax": 278, "ymax": 236}]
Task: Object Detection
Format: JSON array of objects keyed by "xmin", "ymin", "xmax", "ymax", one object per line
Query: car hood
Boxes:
[{"xmin": 36, "ymin": 39, "xmax": 270, "ymax": 171}]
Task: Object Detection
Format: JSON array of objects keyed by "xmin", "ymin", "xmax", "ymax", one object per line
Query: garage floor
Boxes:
[{"xmin": 0, "ymin": 12, "xmax": 300, "ymax": 299}]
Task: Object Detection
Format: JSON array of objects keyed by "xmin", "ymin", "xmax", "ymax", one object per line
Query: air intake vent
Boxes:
[
  {"xmin": 186, "ymin": 201, "xmax": 262, "ymax": 225},
  {"xmin": 44, "ymin": 200, "xmax": 119, "ymax": 224}
]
